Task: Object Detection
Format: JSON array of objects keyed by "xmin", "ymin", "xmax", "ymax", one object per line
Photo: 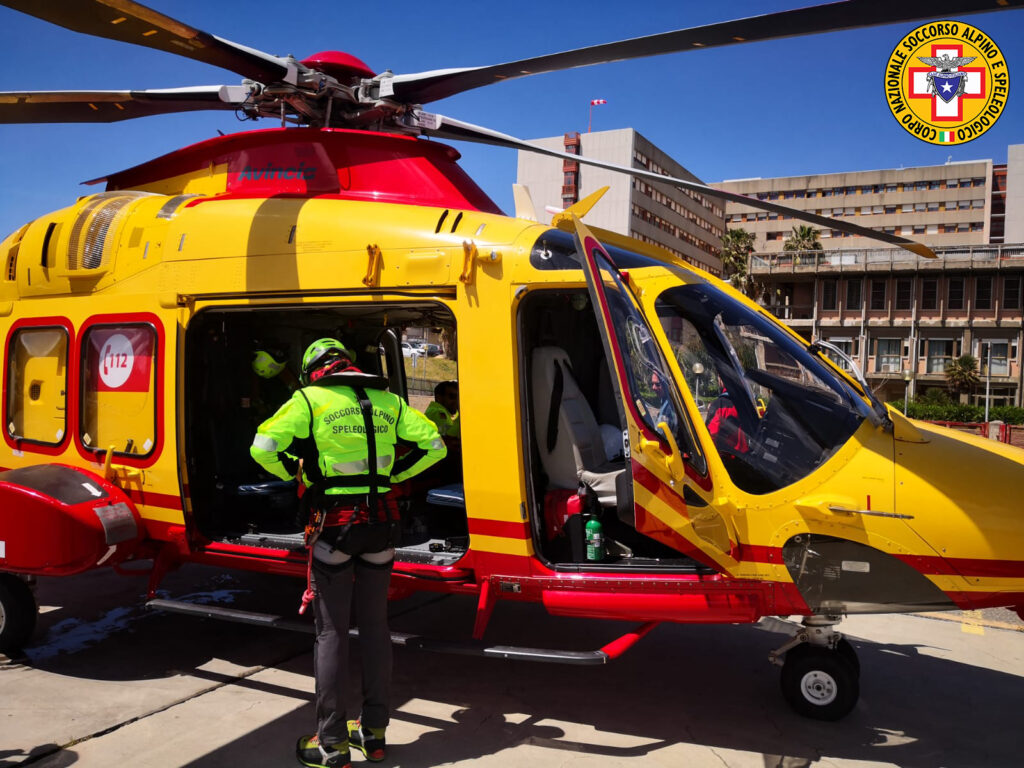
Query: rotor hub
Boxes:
[{"xmin": 300, "ymin": 51, "xmax": 374, "ymax": 84}]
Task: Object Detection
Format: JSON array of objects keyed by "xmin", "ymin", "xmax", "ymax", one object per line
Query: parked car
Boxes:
[
  {"xmin": 422, "ymin": 343, "xmax": 442, "ymax": 357},
  {"xmin": 401, "ymin": 341, "xmax": 423, "ymax": 358}
]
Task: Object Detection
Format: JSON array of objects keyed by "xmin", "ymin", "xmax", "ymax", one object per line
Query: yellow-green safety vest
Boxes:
[
  {"xmin": 251, "ymin": 383, "xmax": 445, "ymax": 495},
  {"xmin": 425, "ymin": 401, "xmax": 460, "ymax": 439}
]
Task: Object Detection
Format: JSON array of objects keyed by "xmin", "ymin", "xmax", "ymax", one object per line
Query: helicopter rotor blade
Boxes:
[
  {"xmin": 410, "ymin": 111, "xmax": 936, "ymax": 260},
  {"xmin": 0, "ymin": 86, "xmax": 250, "ymax": 124},
  {"xmin": 389, "ymin": 0, "xmax": 1022, "ymax": 105},
  {"xmin": 0, "ymin": 0, "xmax": 295, "ymax": 84}
]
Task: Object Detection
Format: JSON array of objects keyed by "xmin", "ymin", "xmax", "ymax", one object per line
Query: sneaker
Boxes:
[
  {"xmin": 296, "ymin": 734, "xmax": 351, "ymax": 768},
  {"xmin": 347, "ymin": 720, "xmax": 386, "ymax": 762}
]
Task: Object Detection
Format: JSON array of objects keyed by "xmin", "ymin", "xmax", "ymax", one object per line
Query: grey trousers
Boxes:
[{"xmin": 311, "ymin": 553, "xmax": 394, "ymax": 747}]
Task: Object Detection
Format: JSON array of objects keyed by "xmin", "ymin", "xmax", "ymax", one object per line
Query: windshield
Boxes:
[{"xmin": 655, "ymin": 283, "xmax": 870, "ymax": 494}]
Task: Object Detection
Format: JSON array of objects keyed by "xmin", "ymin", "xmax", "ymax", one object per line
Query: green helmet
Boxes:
[
  {"xmin": 252, "ymin": 348, "xmax": 287, "ymax": 379},
  {"xmin": 301, "ymin": 338, "xmax": 354, "ymax": 384}
]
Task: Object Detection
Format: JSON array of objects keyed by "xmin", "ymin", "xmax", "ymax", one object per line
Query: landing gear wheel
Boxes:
[
  {"xmin": 780, "ymin": 643, "xmax": 859, "ymax": 721},
  {"xmin": 0, "ymin": 574, "xmax": 37, "ymax": 654},
  {"xmin": 835, "ymin": 637, "xmax": 860, "ymax": 677}
]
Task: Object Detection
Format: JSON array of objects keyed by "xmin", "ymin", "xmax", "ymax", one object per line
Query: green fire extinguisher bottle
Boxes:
[{"xmin": 585, "ymin": 515, "xmax": 604, "ymax": 562}]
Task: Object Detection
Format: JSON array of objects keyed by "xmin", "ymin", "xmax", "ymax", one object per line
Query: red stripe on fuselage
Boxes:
[
  {"xmin": 894, "ymin": 554, "xmax": 1024, "ymax": 579},
  {"xmin": 127, "ymin": 488, "xmax": 183, "ymax": 511},
  {"xmin": 468, "ymin": 518, "xmax": 530, "ymax": 539}
]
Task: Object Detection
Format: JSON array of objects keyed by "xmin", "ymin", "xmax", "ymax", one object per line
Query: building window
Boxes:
[
  {"xmin": 870, "ymin": 280, "xmax": 887, "ymax": 310},
  {"xmin": 884, "ymin": 205, "xmax": 896, "ymax": 214},
  {"xmin": 826, "ymin": 338, "xmax": 855, "ymax": 370},
  {"xmin": 5, "ymin": 325, "xmax": 69, "ymax": 447},
  {"xmin": 975, "ymin": 276, "xmax": 993, "ymax": 310},
  {"xmin": 921, "ymin": 278, "xmax": 938, "ymax": 310},
  {"xmin": 948, "ymin": 277, "xmax": 965, "ymax": 310},
  {"xmin": 927, "ymin": 339, "xmax": 954, "ymax": 374},
  {"xmin": 895, "ymin": 279, "xmax": 912, "ymax": 310},
  {"xmin": 876, "ymin": 338, "xmax": 902, "ymax": 373},
  {"xmin": 80, "ymin": 323, "xmax": 157, "ymax": 458},
  {"xmin": 822, "ymin": 280, "xmax": 838, "ymax": 310},
  {"xmin": 927, "ymin": 201, "xmax": 939, "ymax": 211},
  {"xmin": 1004, "ymin": 276, "xmax": 1022, "ymax": 310},
  {"xmin": 978, "ymin": 340, "xmax": 1010, "ymax": 376},
  {"xmin": 846, "ymin": 279, "xmax": 862, "ymax": 310}
]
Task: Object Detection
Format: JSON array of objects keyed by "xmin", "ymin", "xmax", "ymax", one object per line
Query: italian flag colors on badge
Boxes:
[{"xmin": 939, "ymin": 131, "xmax": 957, "ymax": 144}]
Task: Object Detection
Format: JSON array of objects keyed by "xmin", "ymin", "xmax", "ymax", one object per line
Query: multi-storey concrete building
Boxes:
[
  {"xmin": 751, "ymin": 245, "xmax": 1024, "ymax": 406},
  {"xmin": 715, "ymin": 147, "xmax": 1024, "ymax": 253},
  {"xmin": 725, "ymin": 146, "xmax": 1024, "ymax": 407},
  {"xmin": 516, "ymin": 128, "xmax": 724, "ymax": 275}
]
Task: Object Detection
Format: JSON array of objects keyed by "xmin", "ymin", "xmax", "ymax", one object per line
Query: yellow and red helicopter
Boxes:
[{"xmin": 1, "ymin": 0, "xmax": 1023, "ymax": 721}]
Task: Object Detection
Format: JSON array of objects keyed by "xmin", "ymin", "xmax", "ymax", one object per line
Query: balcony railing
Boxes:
[
  {"xmin": 763, "ymin": 303, "xmax": 814, "ymax": 320},
  {"xmin": 750, "ymin": 243, "xmax": 1024, "ymax": 273}
]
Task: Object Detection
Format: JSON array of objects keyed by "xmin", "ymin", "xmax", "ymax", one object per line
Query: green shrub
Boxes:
[{"xmin": 885, "ymin": 400, "xmax": 1024, "ymax": 424}]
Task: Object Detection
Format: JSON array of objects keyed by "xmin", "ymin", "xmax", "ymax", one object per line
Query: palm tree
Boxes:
[
  {"xmin": 782, "ymin": 225, "xmax": 823, "ymax": 254},
  {"xmin": 720, "ymin": 228, "xmax": 759, "ymax": 298},
  {"xmin": 945, "ymin": 354, "xmax": 980, "ymax": 397}
]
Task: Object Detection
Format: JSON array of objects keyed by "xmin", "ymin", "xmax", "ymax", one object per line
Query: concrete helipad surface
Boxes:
[{"xmin": 1, "ymin": 564, "xmax": 1021, "ymax": 767}]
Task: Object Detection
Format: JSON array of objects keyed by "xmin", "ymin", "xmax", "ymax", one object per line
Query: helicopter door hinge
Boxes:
[
  {"xmin": 460, "ymin": 240, "xmax": 479, "ymax": 285},
  {"xmin": 363, "ymin": 244, "xmax": 383, "ymax": 287},
  {"xmin": 459, "ymin": 241, "xmax": 501, "ymax": 287},
  {"xmin": 622, "ymin": 430, "xmax": 631, "ymax": 459}
]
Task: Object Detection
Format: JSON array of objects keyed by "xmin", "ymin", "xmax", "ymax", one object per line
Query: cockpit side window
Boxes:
[{"xmin": 596, "ymin": 263, "xmax": 703, "ymax": 474}]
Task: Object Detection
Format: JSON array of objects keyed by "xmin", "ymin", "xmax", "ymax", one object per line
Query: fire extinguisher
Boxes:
[{"xmin": 585, "ymin": 515, "xmax": 605, "ymax": 562}]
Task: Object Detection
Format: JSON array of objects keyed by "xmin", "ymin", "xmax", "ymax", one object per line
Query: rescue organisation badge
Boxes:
[{"xmin": 885, "ymin": 20, "xmax": 1008, "ymax": 145}]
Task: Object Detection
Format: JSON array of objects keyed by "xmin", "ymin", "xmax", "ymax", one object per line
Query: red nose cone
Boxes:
[{"xmin": 301, "ymin": 51, "xmax": 375, "ymax": 83}]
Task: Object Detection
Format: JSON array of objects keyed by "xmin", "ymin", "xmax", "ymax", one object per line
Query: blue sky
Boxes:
[{"xmin": 1, "ymin": 0, "xmax": 1021, "ymax": 239}]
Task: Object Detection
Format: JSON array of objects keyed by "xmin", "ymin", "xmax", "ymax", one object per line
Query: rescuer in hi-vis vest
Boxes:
[{"xmin": 251, "ymin": 338, "xmax": 445, "ymax": 768}]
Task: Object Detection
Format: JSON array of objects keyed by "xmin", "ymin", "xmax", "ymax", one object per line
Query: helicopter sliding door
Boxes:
[{"xmin": 568, "ymin": 217, "xmax": 738, "ymax": 572}]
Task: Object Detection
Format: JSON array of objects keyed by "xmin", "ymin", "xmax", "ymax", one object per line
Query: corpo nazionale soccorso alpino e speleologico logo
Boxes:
[{"xmin": 886, "ymin": 20, "xmax": 1008, "ymax": 145}]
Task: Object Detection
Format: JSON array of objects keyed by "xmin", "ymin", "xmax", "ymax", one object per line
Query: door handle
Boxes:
[{"xmin": 636, "ymin": 423, "xmax": 685, "ymax": 482}]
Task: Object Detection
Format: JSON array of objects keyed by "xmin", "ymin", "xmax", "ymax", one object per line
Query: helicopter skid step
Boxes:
[{"xmin": 146, "ymin": 598, "xmax": 657, "ymax": 664}]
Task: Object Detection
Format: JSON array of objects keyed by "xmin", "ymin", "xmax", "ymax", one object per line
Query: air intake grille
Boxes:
[
  {"xmin": 156, "ymin": 194, "xmax": 199, "ymax": 220},
  {"xmin": 66, "ymin": 191, "xmax": 153, "ymax": 271},
  {"xmin": 5, "ymin": 244, "xmax": 18, "ymax": 281}
]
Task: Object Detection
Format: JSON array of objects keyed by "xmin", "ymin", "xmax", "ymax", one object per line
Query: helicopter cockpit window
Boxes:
[
  {"xmin": 656, "ymin": 284, "xmax": 869, "ymax": 494},
  {"xmin": 80, "ymin": 324, "xmax": 157, "ymax": 458},
  {"xmin": 590, "ymin": 249, "xmax": 703, "ymax": 473},
  {"xmin": 5, "ymin": 326, "xmax": 69, "ymax": 447}
]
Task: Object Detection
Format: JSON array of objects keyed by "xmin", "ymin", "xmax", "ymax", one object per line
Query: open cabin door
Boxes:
[{"xmin": 569, "ymin": 216, "xmax": 739, "ymax": 572}]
